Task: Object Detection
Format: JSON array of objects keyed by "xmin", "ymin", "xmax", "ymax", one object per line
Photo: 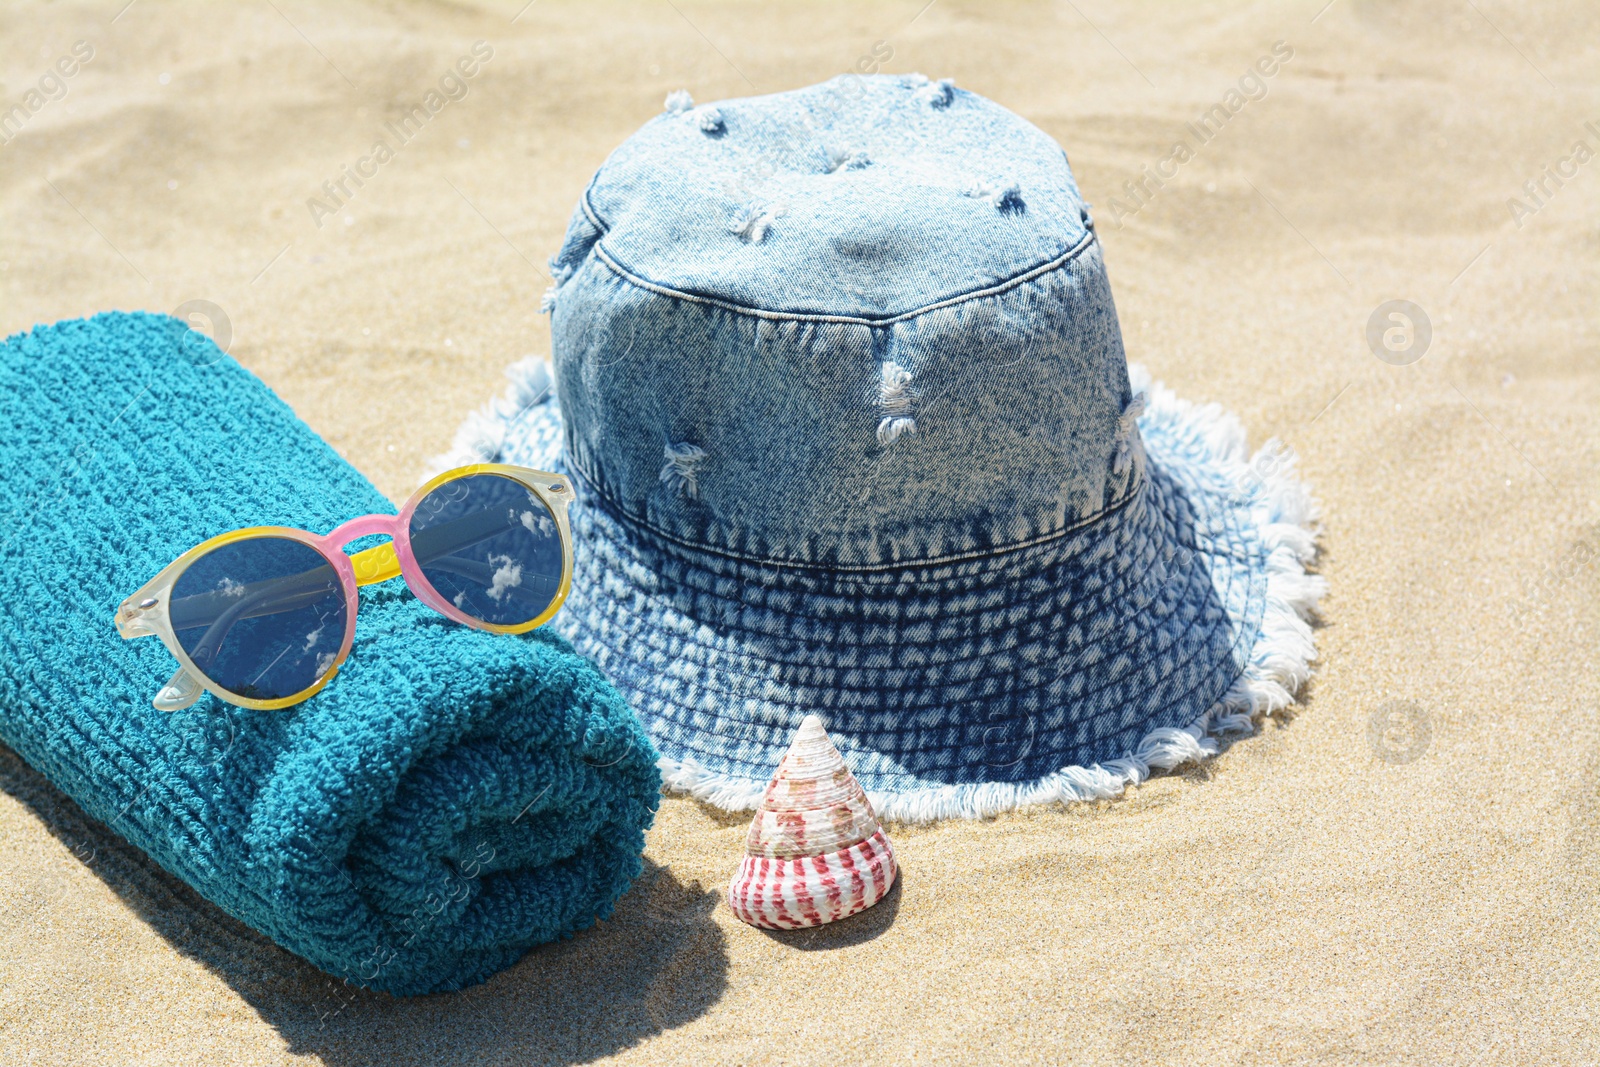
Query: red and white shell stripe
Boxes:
[
  {"xmin": 728, "ymin": 828, "xmax": 897, "ymax": 929},
  {"xmin": 727, "ymin": 715, "xmax": 899, "ymax": 930}
]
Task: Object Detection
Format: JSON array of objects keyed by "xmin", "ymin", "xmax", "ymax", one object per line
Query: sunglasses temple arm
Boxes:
[
  {"xmin": 421, "ymin": 555, "xmax": 562, "ymax": 607},
  {"xmin": 408, "ymin": 508, "xmax": 531, "ymax": 568},
  {"xmin": 152, "ymin": 667, "xmax": 204, "ymax": 712},
  {"xmin": 167, "ymin": 574, "xmax": 342, "ymax": 667},
  {"xmin": 350, "ymin": 542, "xmax": 401, "ymax": 585},
  {"xmin": 168, "ymin": 572, "xmax": 340, "ymax": 632},
  {"xmin": 161, "ymin": 573, "xmax": 343, "ymax": 701}
]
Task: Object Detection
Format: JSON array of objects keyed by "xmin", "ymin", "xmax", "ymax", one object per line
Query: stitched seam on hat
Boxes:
[
  {"xmin": 577, "ymin": 187, "xmax": 1097, "ymax": 325},
  {"xmin": 570, "ymin": 453, "xmax": 1221, "ymax": 593},
  {"xmin": 589, "ymin": 232, "xmax": 1096, "ymax": 325},
  {"xmin": 562, "ymin": 456, "xmax": 1145, "ymax": 574},
  {"xmin": 579, "ymin": 181, "xmax": 607, "ymax": 232}
]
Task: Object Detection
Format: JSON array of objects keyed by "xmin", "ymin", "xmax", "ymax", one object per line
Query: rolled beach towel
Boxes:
[{"xmin": 0, "ymin": 312, "xmax": 660, "ymax": 995}]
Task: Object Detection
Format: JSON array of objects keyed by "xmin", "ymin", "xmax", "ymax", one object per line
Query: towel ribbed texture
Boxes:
[{"xmin": 0, "ymin": 312, "xmax": 660, "ymax": 995}]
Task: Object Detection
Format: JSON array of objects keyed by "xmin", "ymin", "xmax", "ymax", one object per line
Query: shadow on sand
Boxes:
[
  {"xmin": 756, "ymin": 870, "xmax": 902, "ymax": 950},
  {"xmin": 0, "ymin": 744, "xmax": 729, "ymax": 1067}
]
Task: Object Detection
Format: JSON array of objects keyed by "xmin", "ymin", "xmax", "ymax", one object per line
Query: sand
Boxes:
[{"xmin": 1, "ymin": 1, "xmax": 1597, "ymax": 1063}]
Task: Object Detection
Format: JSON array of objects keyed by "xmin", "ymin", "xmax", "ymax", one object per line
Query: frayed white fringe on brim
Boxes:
[{"xmin": 437, "ymin": 361, "xmax": 1328, "ymax": 825}]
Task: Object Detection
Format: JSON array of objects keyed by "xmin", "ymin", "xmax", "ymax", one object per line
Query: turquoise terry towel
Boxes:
[{"xmin": 0, "ymin": 312, "xmax": 660, "ymax": 995}]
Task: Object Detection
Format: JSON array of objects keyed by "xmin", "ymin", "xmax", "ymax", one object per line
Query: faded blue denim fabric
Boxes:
[{"xmin": 476, "ymin": 75, "xmax": 1323, "ymax": 820}]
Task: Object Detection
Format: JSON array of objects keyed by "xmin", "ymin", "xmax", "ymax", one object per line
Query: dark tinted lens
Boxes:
[
  {"xmin": 168, "ymin": 536, "xmax": 347, "ymax": 701},
  {"xmin": 408, "ymin": 473, "xmax": 564, "ymax": 626}
]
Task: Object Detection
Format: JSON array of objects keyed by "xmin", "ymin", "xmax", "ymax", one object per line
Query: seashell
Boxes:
[{"xmin": 727, "ymin": 714, "xmax": 898, "ymax": 929}]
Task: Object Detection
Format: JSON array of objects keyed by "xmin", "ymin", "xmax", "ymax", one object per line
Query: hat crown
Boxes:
[{"xmin": 547, "ymin": 75, "xmax": 1141, "ymax": 569}]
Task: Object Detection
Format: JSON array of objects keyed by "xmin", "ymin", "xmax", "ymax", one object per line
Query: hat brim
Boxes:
[{"xmin": 438, "ymin": 361, "xmax": 1325, "ymax": 823}]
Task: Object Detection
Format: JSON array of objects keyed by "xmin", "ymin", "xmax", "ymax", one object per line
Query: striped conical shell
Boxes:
[{"xmin": 727, "ymin": 714, "xmax": 898, "ymax": 929}]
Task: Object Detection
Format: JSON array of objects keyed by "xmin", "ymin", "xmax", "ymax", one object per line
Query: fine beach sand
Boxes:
[{"xmin": 2, "ymin": 1, "xmax": 1597, "ymax": 1063}]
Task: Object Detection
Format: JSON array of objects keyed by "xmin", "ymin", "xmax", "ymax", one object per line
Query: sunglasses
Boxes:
[{"xmin": 115, "ymin": 464, "xmax": 573, "ymax": 711}]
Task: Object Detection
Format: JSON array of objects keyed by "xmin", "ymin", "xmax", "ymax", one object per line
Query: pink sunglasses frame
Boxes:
[{"xmin": 114, "ymin": 464, "xmax": 573, "ymax": 711}]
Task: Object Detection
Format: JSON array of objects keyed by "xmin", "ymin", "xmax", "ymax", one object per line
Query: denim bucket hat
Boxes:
[{"xmin": 443, "ymin": 75, "xmax": 1327, "ymax": 822}]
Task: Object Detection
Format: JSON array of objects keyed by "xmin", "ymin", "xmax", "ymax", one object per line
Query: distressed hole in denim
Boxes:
[
  {"xmin": 660, "ymin": 442, "xmax": 708, "ymax": 499},
  {"xmin": 966, "ymin": 180, "xmax": 1026, "ymax": 215},
  {"xmin": 917, "ymin": 77, "xmax": 956, "ymax": 108},
  {"xmin": 1114, "ymin": 392, "xmax": 1148, "ymax": 474},
  {"xmin": 695, "ymin": 107, "xmax": 725, "ymax": 136},
  {"xmin": 828, "ymin": 148, "xmax": 871, "ymax": 173},
  {"xmin": 729, "ymin": 201, "xmax": 785, "ymax": 243},
  {"xmin": 876, "ymin": 361, "xmax": 917, "ymax": 445}
]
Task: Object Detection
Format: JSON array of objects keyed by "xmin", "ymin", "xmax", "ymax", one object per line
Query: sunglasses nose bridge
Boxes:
[
  {"xmin": 326, "ymin": 513, "xmax": 403, "ymax": 548},
  {"xmin": 325, "ymin": 514, "xmax": 407, "ymax": 587}
]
